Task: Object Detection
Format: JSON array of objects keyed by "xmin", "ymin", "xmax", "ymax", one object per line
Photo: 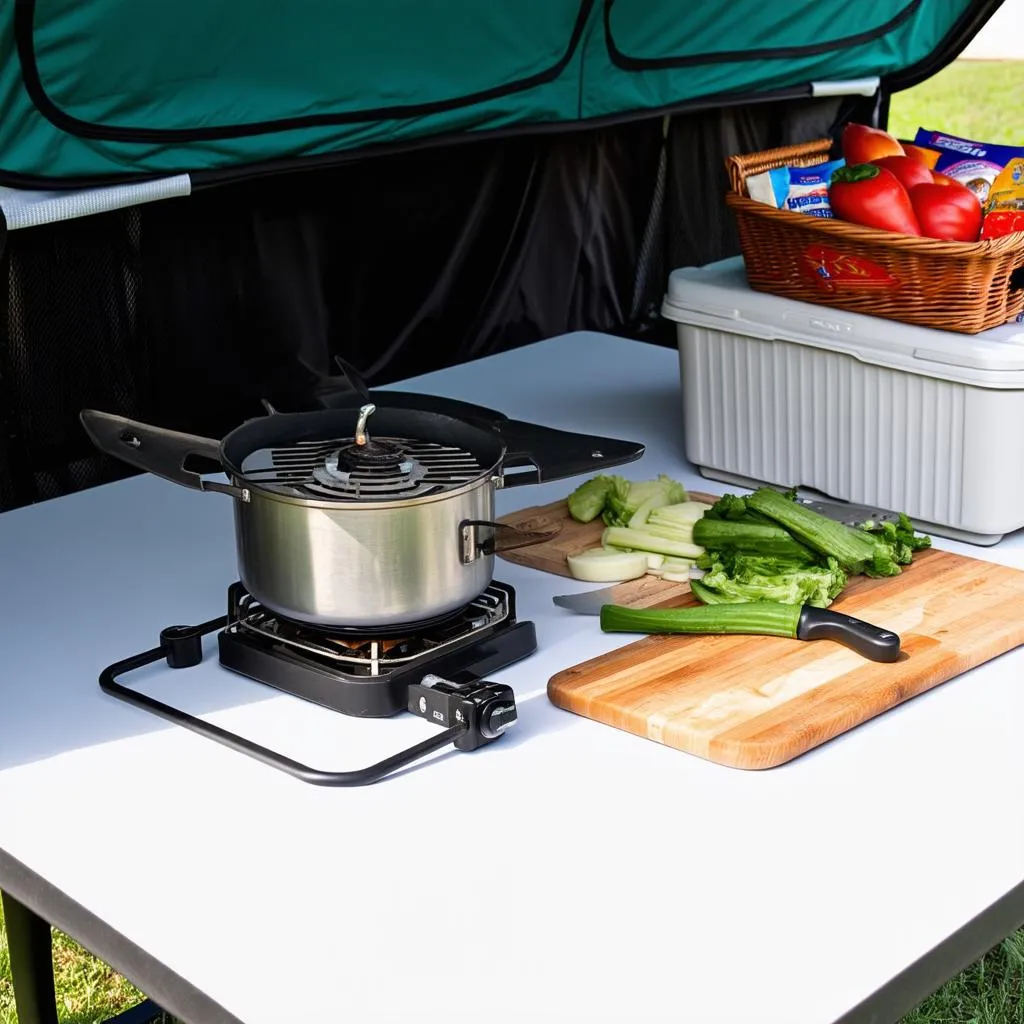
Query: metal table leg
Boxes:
[{"xmin": 2, "ymin": 887, "xmax": 58, "ymax": 1024}]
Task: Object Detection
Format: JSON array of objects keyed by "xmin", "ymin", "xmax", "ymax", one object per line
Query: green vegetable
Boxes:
[
  {"xmin": 703, "ymin": 493, "xmax": 754, "ymax": 521},
  {"xmin": 602, "ymin": 526, "xmax": 703, "ymax": 560},
  {"xmin": 859, "ymin": 512, "xmax": 932, "ymax": 565},
  {"xmin": 692, "ymin": 554, "xmax": 847, "ymax": 608},
  {"xmin": 701, "ymin": 492, "xmax": 775, "ymax": 525},
  {"xmin": 566, "ymin": 473, "xmax": 690, "ymax": 527},
  {"xmin": 744, "ymin": 487, "xmax": 899, "ymax": 577},
  {"xmin": 600, "ymin": 601, "xmax": 802, "ymax": 638},
  {"xmin": 648, "ymin": 501, "xmax": 713, "ymax": 527},
  {"xmin": 691, "ymin": 518, "xmax": 816, "ymax": 562},
  {"xmin": 627, "ymin": 494, "xmax": 670, "ymax": 530},
  {"xmin": 637, "ymin": 521, "xmax": 702, "ymax": 545},
  {"xmin": 602, "ymin": 474, "xmax": 689, "ymax": 528},
  {"xmin": 567, "ymin": 475, "xmax": 616, "ymax": 524},
  {"xmin": 565, "ymin": 476, "xmax": 931, "ymax": 611},
  {"xmin": 687, "ymin": 489, "xmax": 928, "ymax": 609}
]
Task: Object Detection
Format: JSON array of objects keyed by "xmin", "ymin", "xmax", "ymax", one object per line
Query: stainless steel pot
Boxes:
[{"xmin": 80, "ymin": 400, "xmax": 644, "ymax": 629}]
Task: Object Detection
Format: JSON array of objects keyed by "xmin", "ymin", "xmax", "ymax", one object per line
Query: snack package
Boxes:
[
  {"xmin": 980, "ymin": 158, "xmax": 1024, "ymax": 240},
  {"xmin": 913, "ymin": 128, "xmax": 1024, "ymax": 203},
  {"xmin": 746, "ymin": 159, "xmax": 845, "ymax": 218}
]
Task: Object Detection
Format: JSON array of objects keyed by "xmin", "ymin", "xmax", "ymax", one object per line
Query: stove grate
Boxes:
[
  {"xmin": 230, "ymin": 583, "xmax": 511, "ymax": 675},
  {"xmin": 239, "ymin": 437, "xmax": 484, "ymax": 499}
]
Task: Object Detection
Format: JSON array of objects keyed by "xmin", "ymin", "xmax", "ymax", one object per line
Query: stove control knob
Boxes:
[{"xmin": 480, "ymin": 701, "xmax": 518, "ymax": 740}]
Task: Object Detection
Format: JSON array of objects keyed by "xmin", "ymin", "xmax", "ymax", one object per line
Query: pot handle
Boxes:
[
  {"xmin": 492, "ymin": 420, "xmax": 645, "ymax": 488},
  {"xmin": 79, "ymin": 410, "xmax": 247, "ymax": 500},
  {"xmin": 459, "ymin": 520, "xmax": 562, "ymax": 564}
]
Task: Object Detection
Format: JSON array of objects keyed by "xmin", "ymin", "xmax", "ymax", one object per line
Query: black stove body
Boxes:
[{"xmin": 99, "ymin": 580, "xmax": 535, "ymax": 786}]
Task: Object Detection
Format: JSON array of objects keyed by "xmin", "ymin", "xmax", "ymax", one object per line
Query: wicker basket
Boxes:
[{"xmin": 725, "ymin": 139, "xmax": 1024, "ymax": 334}]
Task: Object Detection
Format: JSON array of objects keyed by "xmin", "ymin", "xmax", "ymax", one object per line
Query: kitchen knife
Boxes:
[{"xmin": 553, "ymin": 588, "xmax": 901, "ymax": 663}]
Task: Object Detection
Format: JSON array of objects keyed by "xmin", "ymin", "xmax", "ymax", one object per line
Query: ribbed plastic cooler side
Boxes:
[{"xmin": 672, "ymin": 320, "xmax": 1024, "ymax": 545}]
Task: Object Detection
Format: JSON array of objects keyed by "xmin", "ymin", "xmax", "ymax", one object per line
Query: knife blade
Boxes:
[
  {"xmin": 553, "ymin": 590, "xmax": 901, "ymax": 663},
  {"xmin": 552, "ymin": 576, "xmax": 674, "ymax": 616},
  {"xmin": 554, "ymin": 586, "xmax": 647, "ymax": 616},
  {"xmin": 795, "ymin": 496, "xmax": 900, "ymax": 527}
]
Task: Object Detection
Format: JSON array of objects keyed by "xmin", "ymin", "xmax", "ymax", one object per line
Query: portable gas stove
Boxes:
[{"xmin": 99, "ymin": 580, "xmax": 535, "ymax": 786}]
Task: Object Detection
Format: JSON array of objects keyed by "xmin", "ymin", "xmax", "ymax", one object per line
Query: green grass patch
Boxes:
[
  {"xmin": 888, "ymin": 59, "xmax": 1024, "ymax": 145},
  {"xmin": 0, "ymin": 896, "xmax": 155, "ymax": 1024},
  {"xmin": 901, "ymin": 931, "xmax": 1024, "ymax": 1024}
]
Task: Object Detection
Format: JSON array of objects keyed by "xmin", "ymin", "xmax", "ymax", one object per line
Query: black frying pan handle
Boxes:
[
  {"xmin": 492, "ymin": 420, "xmax": 646, "ymax": 488},
  {"xmin": 79, "ymin": 410, "xmax": 239, "ymax": 497}
]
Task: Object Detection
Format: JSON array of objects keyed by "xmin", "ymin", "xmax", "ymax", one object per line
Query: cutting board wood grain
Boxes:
[{"xmin": 498, "ymin": 499, "xmax": 1024, "ymax": 770}]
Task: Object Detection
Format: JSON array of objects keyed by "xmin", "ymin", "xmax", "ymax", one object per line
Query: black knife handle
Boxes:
[{"xmin": 796, "ymin": 607, "xmax": 901, "ymax": 663}]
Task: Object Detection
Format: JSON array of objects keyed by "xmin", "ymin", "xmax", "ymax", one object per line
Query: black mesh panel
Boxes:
[{"xmin": 1, "ymin": 209, "xmax": 146, "ymax": 508}]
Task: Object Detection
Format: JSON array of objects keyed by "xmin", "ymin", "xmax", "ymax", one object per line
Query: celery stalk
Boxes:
[{"xmin": 602, "ymin": 526, "xmax": 704, "ymax": 560}]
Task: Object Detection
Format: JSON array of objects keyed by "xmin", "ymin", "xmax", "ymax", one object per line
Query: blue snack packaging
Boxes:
[
  {"xmin": 914, "ymin": 128, "xmax": 1024, "ymax": 203},
  {"xmin": 746, "ymin": 158, "xmax": 846, "ymax": 218}
]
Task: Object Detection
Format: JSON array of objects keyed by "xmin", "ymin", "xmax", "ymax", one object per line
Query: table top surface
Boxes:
[{"xmin": 1, "ymin": 332, "xmax": 1022, "ymax": 1024}]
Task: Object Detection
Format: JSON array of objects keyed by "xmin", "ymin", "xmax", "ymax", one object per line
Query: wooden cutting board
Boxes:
[{"xmin": 498, "ymin": 499, "xmax": 1024, "ymax": 769}]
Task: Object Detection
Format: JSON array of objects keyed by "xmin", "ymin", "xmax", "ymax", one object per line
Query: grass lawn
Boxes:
[
  {"xmin": 1, "ymin": 57, "xmax": 1023, "ymax": 1024},
  {"xmin": 0, "ymin": 896, "xmax": 151, "ymax": 1024},
  {"xmin": 888, "ymin": 58, "xmax": 1024, "ymax": 145}
]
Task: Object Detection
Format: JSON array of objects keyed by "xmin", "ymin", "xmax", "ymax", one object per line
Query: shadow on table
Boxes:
[{"xmin": 0, "ymin": 623, "xmax": 580, "ymax": 773}]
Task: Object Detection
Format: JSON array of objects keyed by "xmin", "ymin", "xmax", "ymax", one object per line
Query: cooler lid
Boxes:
[{"xmin": 661, "ymin": 256, "xmax": 1024, "ymax": 387}]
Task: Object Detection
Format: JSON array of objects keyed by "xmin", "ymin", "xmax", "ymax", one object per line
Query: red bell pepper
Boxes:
[
  {"xmin": 908, "ymin": 181, "xmax": 982, "ymax": 242},
  {"xmin": 842, "ymin": 123, "xmax": 904, "ymax": 165},
  {"xmin": 980, "ymin": 210, "xmax": 1024, "ymax": 240},
  {"xmin": 871, "ymin": 155, "xmax": 934, "ymax": 193},
  {"xmin": 829, "ymin": 164, "xmax": 921, "ymax": 236}
]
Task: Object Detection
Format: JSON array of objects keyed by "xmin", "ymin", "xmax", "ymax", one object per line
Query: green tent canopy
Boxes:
[{"xmin": 0, "ymin": 0, "xmax": 989, "ymax": 186}]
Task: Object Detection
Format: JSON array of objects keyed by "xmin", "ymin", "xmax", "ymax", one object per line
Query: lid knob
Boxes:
[{"xmin": 354, "ymin": 403, "xmax": 375, "ymax": 447}]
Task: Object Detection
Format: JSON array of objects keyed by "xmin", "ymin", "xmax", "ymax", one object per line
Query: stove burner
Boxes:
[
  {"xmin": 240, "ymin": 436, "xmax": 484, "ymax": 500},
  {"xmin": 231, "ymin": 582, "xmax": 514, "ymax": 674},
  {"xmin": 271, "ymin": 592, "xmax": 499, "ymax": 640},
  {"xmin": 333, "ymin": 438, "xmax": 405, "ymax": 469},
  {"xmin": 310, "ymin": 441, "xmax": 427, "ymax": 499}
]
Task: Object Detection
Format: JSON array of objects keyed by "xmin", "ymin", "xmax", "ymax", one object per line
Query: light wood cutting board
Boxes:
[{"xmin": 498, "ymin": 499, "xmax": 1024, "ymax": 769}]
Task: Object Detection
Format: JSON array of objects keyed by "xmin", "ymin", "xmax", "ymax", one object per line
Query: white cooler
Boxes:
[{"xmin": 661, "ymin": 256, "xmax": 1024, "ymax": 546}]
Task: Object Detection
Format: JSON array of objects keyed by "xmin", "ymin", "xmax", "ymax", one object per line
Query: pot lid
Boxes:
[{"xmin": 237, "ymin": 403, "xmax": 490, "ymax": 501}]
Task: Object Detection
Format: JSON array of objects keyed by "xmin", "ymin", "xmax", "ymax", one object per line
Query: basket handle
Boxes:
[{"xmin": 725, "ymin": 138, "xmax": 836, "ymax": 197}]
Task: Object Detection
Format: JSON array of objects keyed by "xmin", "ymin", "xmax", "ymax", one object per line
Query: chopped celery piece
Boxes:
[
  {"xmin": 567, "ymin": 476, "xmax": 615, "ymax": 524},
  {"xmin": 691, "ymin": 518, "xmax": 815, "ymax": 562},
  {"xmin": 602, "ymin": 526, "xmax": 703, "ymax": 560}
]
